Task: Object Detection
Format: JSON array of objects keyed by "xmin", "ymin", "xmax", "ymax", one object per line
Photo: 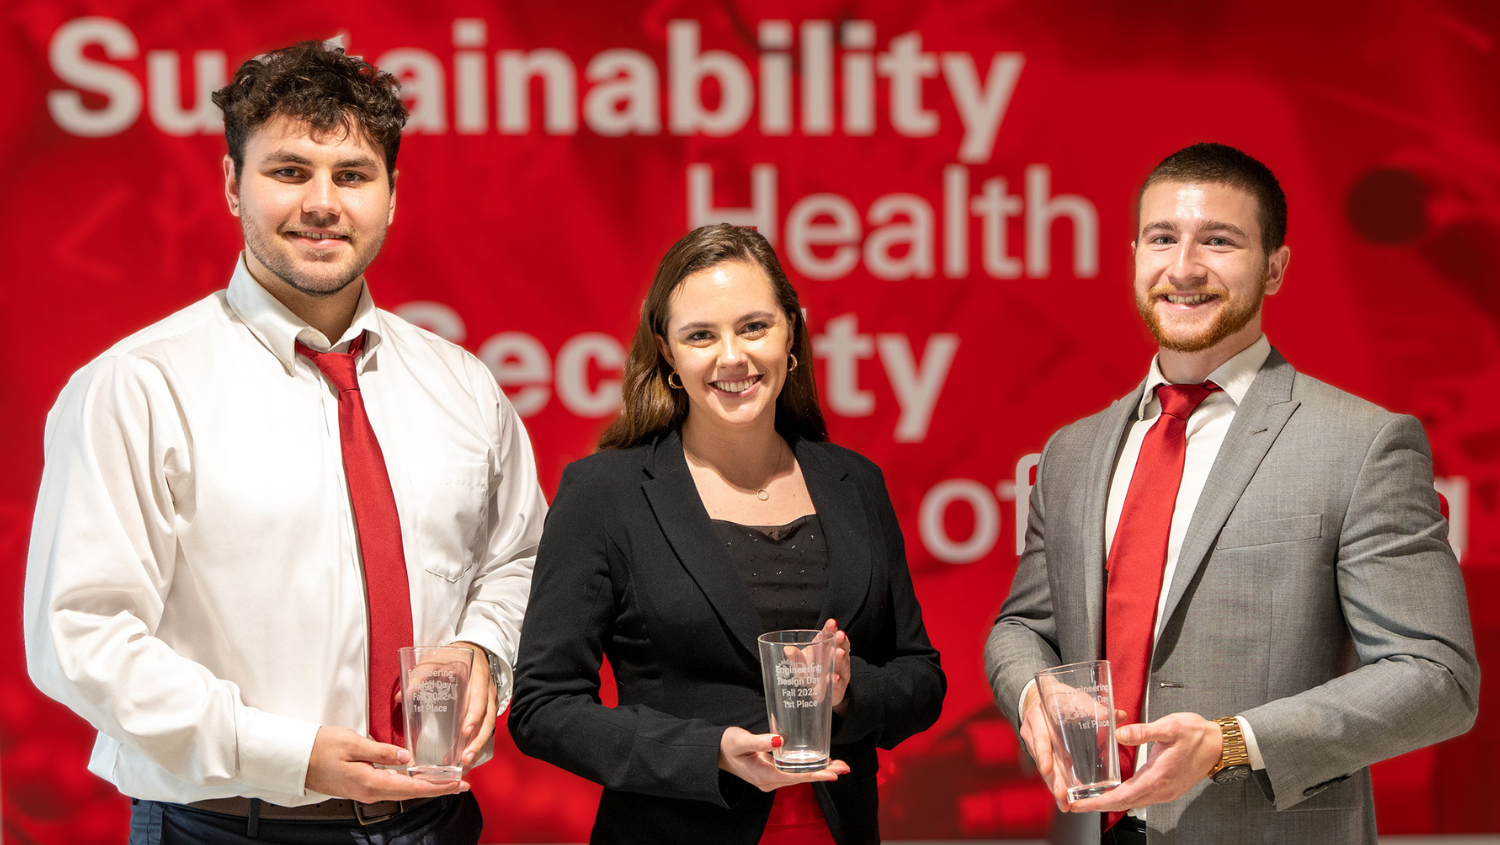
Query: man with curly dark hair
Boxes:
[{"xmin": 26, "ymin": 40, "xmax": 546, "ymax": 844}]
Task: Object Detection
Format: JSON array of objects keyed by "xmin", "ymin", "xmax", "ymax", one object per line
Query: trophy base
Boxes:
[
  {"xmin": 1068, "ymin": 782, "xmax": 1120, "ymax": 801},
  {"xmin": 773, "ymin": 750, "xmax": 829, "ymax": 773}
]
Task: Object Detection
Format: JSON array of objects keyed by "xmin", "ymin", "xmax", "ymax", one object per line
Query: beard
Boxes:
[
  {"xmin": 1137, "ymin": 271, "xmax": 1268, "ymax": 353},
  {"xmin": 242, "ymin": 217, "xmax": 385, "ymax": 299}
]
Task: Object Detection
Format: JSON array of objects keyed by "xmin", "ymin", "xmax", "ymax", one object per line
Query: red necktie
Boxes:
[
  {"xmin": 1103, "ymin": 381, "xmax": 1218, "ymax": 828},
  {"xmin": 296, "ymin": 333, "xmax": 414, "ymax": 746}
]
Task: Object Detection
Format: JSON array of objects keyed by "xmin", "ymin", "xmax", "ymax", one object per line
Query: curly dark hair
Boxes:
[
  {"xmin": 212, "ymin": 41, "xmax": 407, "ymax": 182},
  {"xmin": 598, "ymin": 224, "xmax": 827, "ymax": 450}
]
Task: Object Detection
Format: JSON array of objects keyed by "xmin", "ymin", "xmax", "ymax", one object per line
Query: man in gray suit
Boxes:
[{"xmin": 985, "ymin": 143, "xmax": 1477, "ymax": 844}]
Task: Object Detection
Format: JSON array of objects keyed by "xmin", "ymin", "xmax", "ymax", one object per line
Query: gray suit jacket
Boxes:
[{"xmin": 985, "ymin": 350, "xmax": 1478, "ymax": 844}]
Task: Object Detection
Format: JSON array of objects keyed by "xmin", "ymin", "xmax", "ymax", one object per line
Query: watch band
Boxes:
[
  {"xmin": 1209, "ymin": 716, "xmax": 1251, "ymax": 782},
  {"xmin": 479, "ymin": 646, "xmax": 506, "ymax": 692}
]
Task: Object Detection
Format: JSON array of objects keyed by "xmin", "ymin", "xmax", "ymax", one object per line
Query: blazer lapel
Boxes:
[
  {"xmin": 1084, "ymin": 389, "xmax": 1143, "ymax": 657},
  {"xmin": 1158, "ymin": 350, "xmax": 1300, "ymax": 628},
  {"xmin": 798, "ymin": 442, "xmax": 873, "ymax": 627},
  {"xmin": 640, "ymin": 431, "xmax": 767, "ymax": 659}
]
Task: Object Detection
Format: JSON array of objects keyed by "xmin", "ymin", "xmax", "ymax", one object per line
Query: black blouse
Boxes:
[{"xmin": 711, "ymin": 513, "xmax": 828, "ymax": 634}]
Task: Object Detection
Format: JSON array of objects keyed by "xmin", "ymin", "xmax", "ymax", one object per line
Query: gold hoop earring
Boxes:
[
  {"xmin": 787, "ymin": 353, "xmax": 799, "ymax": 373},
  {"xmin": 667, "ymin": 371, "xmax": 684, "ymax": 389}
]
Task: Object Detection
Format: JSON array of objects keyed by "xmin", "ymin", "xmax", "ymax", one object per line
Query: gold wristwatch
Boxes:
[{"xmin": 1208, "ymin": 716, "xmax": 1251, "ymax": 784}]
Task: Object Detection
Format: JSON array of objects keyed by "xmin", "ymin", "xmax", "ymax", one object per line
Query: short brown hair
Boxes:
[
  {"xmin": 1139, "ymin": 142, "xmax": 1288, "ymax": 252},
  {"xmin": 599, "ymin": 225, "xmax": 827, "ymax": 450},
  {"xmin": 212, "ymin": 41, "xmax": 407, "ymax": 181}
]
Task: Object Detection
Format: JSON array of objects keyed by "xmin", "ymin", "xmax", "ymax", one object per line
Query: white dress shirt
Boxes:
[{"xmin": 25, "ymin": 257, "xmax": 547, "ymax": 806}]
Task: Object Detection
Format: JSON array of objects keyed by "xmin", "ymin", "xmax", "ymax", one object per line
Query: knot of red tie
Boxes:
[
  {"xmin": 1155, "ymin": 380, "xmax": 1220, "ymax": 420},
  {"xmin": 295, "ymin": 334, "xmax": 367, "ymax": 393}
]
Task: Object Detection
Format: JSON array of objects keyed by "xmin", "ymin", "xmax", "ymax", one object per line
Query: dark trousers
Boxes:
[
  {"xmin": 1102, "ymin": 815, "xmax": 1148, "ymax": 845},
  {"xmin": 128, "ymin": 794, "xmax": 482, "ymax": 845}
]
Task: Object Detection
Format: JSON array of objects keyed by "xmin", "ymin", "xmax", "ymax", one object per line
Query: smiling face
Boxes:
[
  {"xmin": 225, "ymin": 114, "xmax": 395, "ymax": 301},
  {"xmin": 1133, "ymin": 180, "xmax": 1289, "ymax": 355},
  {"xmin": 656, "ymin": 261, "xmax": 795, "ymax": 436}
]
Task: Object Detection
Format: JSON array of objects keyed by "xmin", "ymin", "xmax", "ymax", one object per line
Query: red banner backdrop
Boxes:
[{"xmin": 2, "ymin": 1, "xmax": 1498, "ymax": 841}]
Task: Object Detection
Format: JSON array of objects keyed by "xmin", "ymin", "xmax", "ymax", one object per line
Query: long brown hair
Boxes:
[{"xmin": 599, "ymin": 224, "xmax": 827, "ymax": 450}]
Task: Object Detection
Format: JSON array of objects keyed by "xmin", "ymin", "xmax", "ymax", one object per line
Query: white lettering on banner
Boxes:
[
  {"xmin": 800, "ymin": 21, "xmax": 833, "ymax": 135},
  {"xmin": 784, "ymin": 194, "xmax": 860, "ymax": 280},
  {"xmin": 812, "ymin": 314, "xmax": 957, "ymax": 443},
  {"xmin": 841, "ymin": 21, "xmax": 876, "ymax": 135},
  {"xmin": 453, "ymin": 20, "xmax": 488, "ymax": 134},
  {"xmin": 499, "ymin": 48, "xmax": 578, "ymax": 134},
  {"xmin": 555, "ymin": 333, "xmax": 626, "ymax": 417},
  {"xmin": 757, "ymin": 21, "xmax": 793, "ymax": 136},
  {"xmin": 918, "ymin": 454, "xmax": 1038, "ymax": 564},
  {"xmin": 474, "ymin": 332, "xmax": 628, "ymax": 419},
  {"xmin": 668, "ymin": 20, "xmax": 753, "ymax": 136},
  {"xmin": 921, "ymin": 461, "xmax": 1473, "ymax": 567},
  {"xmin": 942, "ymin": 52, "xmax": 1025, "ymax": 165},
  {"xmin": 477, "ymin": 333, "xmax": 552, "ymax": 417},
  {"xmin": 866, "ymin": 194, "xmax": 935, "ymax": 280},
  {"xmin": 146, "ymin": 49, "xmax": 225, "ymax": 136},
  {"xmin": 690, "ymin": 163, "xmax": 1099, "ymax": 280},
  {"xmin": 879, "ymin": 33, "xmax": 939, "ymax": 137},
  {"xmin": 380, "ymin": 48, "xmax": 447, "ymax": 132},
  {"xmin": 584, "ymin": 49, "xmax": 661, "ymax": 136},
  {"xmin": 687, "ymin": 164, "xmax": 778, "ymax": 243},
  {"xmin": 876, "ymin": 334, "xmax": 959, "ymax": 442},
  {"xmin": 46, "ymin": 17, "xmax": 1104, "ymax": 268},
  {"xmin": 44, "ymin": 17, "xmax": 1025, "ymax": 164},
  {"xmin": 815, "ymin": 315, "xmax": 874, "ymax": 416},
  {"xmin": 920, "ymin": 480, "xmax": 999, "ymax": 564},
  {"xmin": 48, "ymin": 18, "xmax": 142, "ymax": 137},
  {"xmin": 396, "ymin": 303, "xmax": 956, "ymax": 442}
]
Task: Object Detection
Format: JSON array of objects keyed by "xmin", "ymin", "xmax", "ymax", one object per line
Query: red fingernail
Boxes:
[{"xmin": 771, "ymin": 736, "xmax": 783, "ymax": 748}]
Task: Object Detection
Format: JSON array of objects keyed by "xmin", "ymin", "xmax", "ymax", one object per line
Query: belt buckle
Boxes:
[{"xmin": 353, "ymin": 800, "xmax": 404, "ymax": 826}]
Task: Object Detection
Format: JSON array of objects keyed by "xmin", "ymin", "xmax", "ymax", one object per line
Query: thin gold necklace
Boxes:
[{"xmin": 686, "ymin": 440, "xmax": 789, "ymax": 501}]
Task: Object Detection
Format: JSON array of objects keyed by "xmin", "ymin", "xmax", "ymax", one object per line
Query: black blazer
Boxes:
[{"xmin": 509, "ymin": 429, "xmax": 945, "ymax": 845}]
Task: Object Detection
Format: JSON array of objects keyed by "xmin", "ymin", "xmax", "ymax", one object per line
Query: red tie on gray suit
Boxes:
[
  {"xmin": 1103, "ymin": 381, "xmax": 1219, "ymax": 830},
  {"xmin": 296, "ymin": 332, "xmax": 414, "ymax": 746}
]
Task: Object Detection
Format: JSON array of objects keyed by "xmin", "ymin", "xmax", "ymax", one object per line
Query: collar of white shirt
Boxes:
[
  {"xmin": 224, "ymin": 253, "xmax": 386, "ymax": 374},
  {"xmin": 1136, "ymin": 334, "xmax": 1273, "ymax": 420}
]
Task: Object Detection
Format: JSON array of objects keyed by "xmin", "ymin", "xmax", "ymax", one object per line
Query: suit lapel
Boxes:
[
  {"xmin": 1084, "ymin": 389, "xmax": 1143, "ymax": 657},
  {"xmin": 640, "ymin": 431, "xmax": 767, "ymax": 659},
  {"xmin": 1158, "ymin": 350, "xmax": 1300, "ymax": 628},
  {"xmin": 798, "ymin": 442, "xmax": 873, "ymax": 627}
]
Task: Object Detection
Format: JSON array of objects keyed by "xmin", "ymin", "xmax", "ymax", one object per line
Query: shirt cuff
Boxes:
[
  {"xmin": 1236, "ymin": 715, "xmax": 1266, "ymax": 770},
  {"xmin": 1018, "ymin": 679, "xmax": 1037, "ymax": 724},
  {"xmin": 236, "ymin": 708, "xmax": 322, "ymax": 796}
]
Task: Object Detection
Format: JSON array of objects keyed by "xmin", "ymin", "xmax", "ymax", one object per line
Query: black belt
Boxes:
[
  {"xmin": 185, "ymin": 796, "xmax": 440, "ymax": 827},
  {"xmin": 1103, "ymin": 815, "xmax": 1148, "ymax": 845}
]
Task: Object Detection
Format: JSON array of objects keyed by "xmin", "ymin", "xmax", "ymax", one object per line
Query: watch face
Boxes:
[{"xmin": 1212, "ymin": 765, "xmax": 1252, "ymax": 785}]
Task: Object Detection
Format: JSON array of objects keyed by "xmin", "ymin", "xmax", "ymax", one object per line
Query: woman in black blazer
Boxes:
[{"xmin": 509, "ymin": 224, "xmax": 944, "ymax": 845}]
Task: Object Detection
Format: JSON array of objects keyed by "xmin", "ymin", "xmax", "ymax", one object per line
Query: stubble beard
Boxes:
[
  {"xmin": 1137, "ymin": 271, "xmax": 1268, "ymax": 354},
  {"xmin": 242, "ymin": 217, "xmax": 386, "ymax": 299}
]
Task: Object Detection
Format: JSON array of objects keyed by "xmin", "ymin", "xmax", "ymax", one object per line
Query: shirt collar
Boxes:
[
  {"xmin": 1137, "ymin": 334, "xmax": 1272, "ymax": 419},
  {"xmin": 225, "ymin": 254, "xmax": 384, "ymax": 374}
]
